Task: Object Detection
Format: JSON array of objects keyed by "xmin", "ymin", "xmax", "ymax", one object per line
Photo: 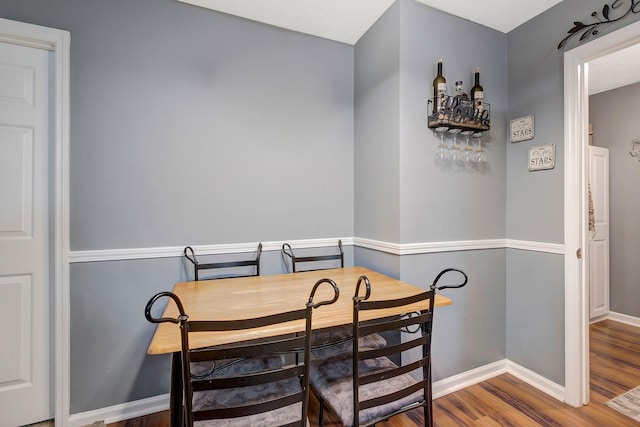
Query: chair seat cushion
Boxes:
[
  {"xmin": 311, "ymin": 325, "xmax": 387, "ymax": 359},
  {"xmin": 309, "ymin": 353, "xmax": 424, "ymax": 427},
  {"xmin": 191, "ymin": 355, "xmax": 285, "ymax": 379},
  {"xmin": 193, "ymin": 377, "xmax": 305, "ymax": 427}
]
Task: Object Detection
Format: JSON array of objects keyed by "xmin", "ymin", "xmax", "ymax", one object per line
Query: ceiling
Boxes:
[
  {"xmin": 588, "ymin": 43, "xmax": 640, "ymax": 95},
  {"xmin": 177, "ymin": 0, "xmax": 640, "ymax": 94},
  {"xmin": 177, "ymin": 0, "xmax": 564, "ymax": 44}
]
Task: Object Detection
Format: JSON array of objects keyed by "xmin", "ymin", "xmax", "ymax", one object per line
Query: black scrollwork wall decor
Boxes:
[{"xmin": 558, "ymin": 0, "xmax": 640, "ymax": 50}]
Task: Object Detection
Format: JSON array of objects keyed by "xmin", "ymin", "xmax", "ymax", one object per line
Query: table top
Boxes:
[{"xmin": 147, "ymin": 266, "xmax": 452, "ymax": 355}]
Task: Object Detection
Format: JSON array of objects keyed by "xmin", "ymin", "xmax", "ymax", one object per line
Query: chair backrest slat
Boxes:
[
  {"xmin": 193, "ymin": 392, "xmax": 303, "ymax": 421},
  {"xmin": 187, "ymin": 308, "xmax": 307, "ymax": 332},
  {"xmin": 192, "ymin": 365, "xmax": 305, "ymax": 391},
  {"xmin": 191, "ymin": 336, "xmax": 307, "ymax": 362}
]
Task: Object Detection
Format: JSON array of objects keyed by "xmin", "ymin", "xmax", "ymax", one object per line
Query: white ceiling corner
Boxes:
[
  {"xmin": 177, "ymin": 0, "xmax": 395, "ymax": 45},
  {"xmin": 414, "ymin": 0, "xmax": 564, "ymax": 33}
]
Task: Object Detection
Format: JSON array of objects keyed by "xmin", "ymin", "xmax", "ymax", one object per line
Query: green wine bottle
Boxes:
[
  {"xmin": 432, "ymin": 58, "xmax": 446, "ymax": 113},
  {"xmin": 470, "ymin": 67, "xmax": 484, "ymax": 112}
]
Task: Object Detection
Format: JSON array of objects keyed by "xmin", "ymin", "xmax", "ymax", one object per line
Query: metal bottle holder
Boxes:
[{"xmin": 428, "ymin": 96, "xmax": 491, "ymax": 132}]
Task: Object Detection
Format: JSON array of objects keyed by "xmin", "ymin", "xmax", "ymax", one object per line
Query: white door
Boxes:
[
  {"xmin": 588, "ymin": 145, "xmax": 610, "ymax": 320},
  {"xmin": 0, "ymin": 41, "xmax": 51, "ymax": 426}
]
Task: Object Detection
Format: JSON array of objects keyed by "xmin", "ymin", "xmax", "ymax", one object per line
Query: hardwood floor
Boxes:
[{"xmin": 108, "ymin": 319, "xmax": 640, "ymax": 426}]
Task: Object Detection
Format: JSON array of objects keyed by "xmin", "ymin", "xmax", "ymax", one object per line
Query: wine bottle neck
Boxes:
[
  {"xmin": 437, "ymin": 62, "xmax": 442, "ymax": 76},
  {"xmin": 474, "ymin": 72, "xmax": 480, "ymax": 85}
]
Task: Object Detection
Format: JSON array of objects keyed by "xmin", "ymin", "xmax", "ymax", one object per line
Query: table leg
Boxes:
[{"xmin": 170, "ymin": 351, "xmax": 183, "ymax": 427}]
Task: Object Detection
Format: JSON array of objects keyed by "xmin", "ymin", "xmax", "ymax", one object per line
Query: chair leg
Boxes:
[
  {"xmin": 425, "ymin": 362, "xmax": 433, "ymax": 427},
  {"xmin": 170, "ymin": 352, "xmax": 183, "ymax": 427},
  {"xmin": 318, "ymin": 399, "xmax": 324, "ymax": 426}
]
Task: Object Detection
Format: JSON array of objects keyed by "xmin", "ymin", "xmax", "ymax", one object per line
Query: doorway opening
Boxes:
[{"xmin": 564, "ymin": 18, "xmax": 640, "ymax": 407}]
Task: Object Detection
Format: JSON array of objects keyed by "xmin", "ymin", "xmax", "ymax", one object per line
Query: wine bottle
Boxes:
[
  {"xmin": 454, "ymin": 80, "xmax": 468, "ymax": 99},
  {"xmin": 470, "ymin": 67, "xmax": 484, "ymax": 112},
  {"xmin": 432, "ymin": 58, "xmax": 446, "ymax": 113}
]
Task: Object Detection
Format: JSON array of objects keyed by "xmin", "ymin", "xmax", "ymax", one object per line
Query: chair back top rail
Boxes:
[
  {"xmin": 282, "ymin": 240, "xmax": 344, "ymax": 272},
  {"xmin": 184, "ymin": 243, "xmax": 263, "ymax": 280}
]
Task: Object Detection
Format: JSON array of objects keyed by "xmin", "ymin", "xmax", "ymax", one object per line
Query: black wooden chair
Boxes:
[
  {"xmin": 184, "ymin": 243, "xmax": 262, "ymax": 281},
  {"xmin": 281, "ymin": 240, "xmax": 343, "ymax": 273},
  {"xmin": 144, "ymin": 278, "xmax": 339, "ymax": 427},
  {"xmin": 309, "ymin": 268, "xmax": 468, "ymax": 427}
]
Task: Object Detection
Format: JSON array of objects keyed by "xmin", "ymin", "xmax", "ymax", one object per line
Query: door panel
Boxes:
[
  {"xmin": 588, "ymin": 145, "xmax": 609, "ymax": 319},
  {"xmin": 0, "ymin": 275, "xmax": 31, "ymax": 385},
  {"xmin": 0, "ymin": 41, "xmax": 51, "ymax": 426},
  {"xmin": 0, "ymin": 126, "xmax": 33, "ymax": 236}
]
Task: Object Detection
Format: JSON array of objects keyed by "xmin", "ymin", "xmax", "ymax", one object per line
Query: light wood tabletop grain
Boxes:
[{"xmin": 147, "ymin": 266, "xmax": 451, "ymax": 355}]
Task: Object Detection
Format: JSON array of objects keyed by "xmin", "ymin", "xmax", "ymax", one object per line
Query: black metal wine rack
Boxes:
[{"xmin": 428, "ymin": 96, "xmax": 491, "ymax": 132}]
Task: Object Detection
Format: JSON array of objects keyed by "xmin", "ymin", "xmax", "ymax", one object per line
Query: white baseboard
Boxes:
[
  {"xmin": 432, "ymin": 359, "xmax": 564, "ymax": 403},
  {"xmin": 67, "ymin": 393, "xmax": 169, "ymax": 427},
  {"xmin": 69, "ymin": 359, "xmax": 564, "ymax": 424},
  {"xmin": 432, "ymin": 360, "xmax": 507, "ymax": 399},
  {"xmin": 608, "ymin": 311, "xmax": 640, "ymax": 328},
  {"xmin": 506, "ymin": 360, "xmax": 566, "ymax": 402}
]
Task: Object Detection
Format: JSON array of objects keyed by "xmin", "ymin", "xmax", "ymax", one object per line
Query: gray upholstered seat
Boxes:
[
  {"xmin": 192, "ymin": 355, "xmax": 298, "ymax": 427},
  {"xmin": 310, "ymin": 326, "xmax": 387, "ymax": 359},
  {"xmin": 193, "ymin": 378, "xmax": 304, "ymax": 427},
  {"xmin": 310, "ymin": 352, "xmax": 423, "ymax": 426},
  {"xmin": 190, "ymin": 355, "xmax": 285, "ymax": 379}
]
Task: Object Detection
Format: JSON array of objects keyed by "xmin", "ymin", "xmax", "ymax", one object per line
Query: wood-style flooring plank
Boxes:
[{"xmin": 108, "ymin": 319, "xmax": 640, "ymax": 427}]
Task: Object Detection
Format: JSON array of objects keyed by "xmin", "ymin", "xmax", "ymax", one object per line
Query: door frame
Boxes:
[
  {"xmin": 564, "ymin": 18, "xmax": 640, "ymax": 407},
  {"xmin": 0, "ymin": 18, "xmax": 71, "ymax": 425}
]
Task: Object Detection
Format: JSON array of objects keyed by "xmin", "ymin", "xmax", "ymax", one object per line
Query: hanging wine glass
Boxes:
[
  {"xmin": 434, "ymin": 127, "xmax": 450, "ymax": 164},
  {"xmin": 461, "ymin": 130, "xmax": 474, "ymax": 163},
  {"xmin": 473, "ymin": 132, "xmax": 486, "ymax": 163},
  {"xmin": 449, "ymin": 128, "xmax": 463, "ymax": 165}
]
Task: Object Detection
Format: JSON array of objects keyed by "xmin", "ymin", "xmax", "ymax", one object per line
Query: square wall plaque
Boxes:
[
  {"xmin": 510, "ymin": 115, "xmax": 534, "ymax": 143},
  {"xmin": 529, "ymin": 143, "xmax": 555, "ymax": 171}
]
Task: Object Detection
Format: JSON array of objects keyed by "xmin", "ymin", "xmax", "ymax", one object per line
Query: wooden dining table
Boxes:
[{"xmin": 147, "ymin": 266, "xmax": 452, "ymax": 426}]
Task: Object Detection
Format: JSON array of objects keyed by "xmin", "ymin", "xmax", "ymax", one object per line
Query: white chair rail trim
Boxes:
[{"xmin": 68, "ymin": 237, "xmax": 565, "ymax": 263}]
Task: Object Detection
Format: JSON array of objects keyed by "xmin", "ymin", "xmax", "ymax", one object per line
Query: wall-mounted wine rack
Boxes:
[{"xmin": 428, "ymin": 96, "xmax": 491, "ymax": 132}]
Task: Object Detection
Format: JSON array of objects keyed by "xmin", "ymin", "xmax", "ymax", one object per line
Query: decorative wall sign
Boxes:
[
  {"xmin": 631, "ymin": 138, "xmax": 640, "ymax": 160},
  {"xmin": 558, "ymin": 0, "xmax": 640, "ymax": 50},
  {"xmin": 529, "ymin": 144, "xmax": 555, "ymax": 171},
  {"xmin": 510, "ymin": 115, "xmax": 535, "ymax": 143}
]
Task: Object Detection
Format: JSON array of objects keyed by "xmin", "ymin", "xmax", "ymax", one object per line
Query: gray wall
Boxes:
[
  {"xmin": 398, "ymin": 1, "xmax": 507, "ymax": 243},
  {"xmin": 354, "ymin": 1, "xmax": 401, "ymax": 244},
  {"xmin": 1, "ymin": 0, "xmax": 354, "ymax": 414},
  {"xmin": 400, "ymin": 250, "xmax": 506, "ymax": 382},
  {"xmin": 69, "ymin": 246, "xmax": 354, "ymax": 413},
  {"xmin": 506, "ymin": 0, "xmax": 640, "ymax": 385},
  {"xmin": 590, "ymin": 82, "xmax": 640, "ymax": 318},
  {"xmin": 355, "ymin": 0, "xmax": 508, "ymax": 384},
  {"xmin": 1, "ymin": 0, "xmax": 355, "ymax": 251},
  {"xmin": 506, "ymin": 250, "xmax": 565, "ymax": 384}
]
